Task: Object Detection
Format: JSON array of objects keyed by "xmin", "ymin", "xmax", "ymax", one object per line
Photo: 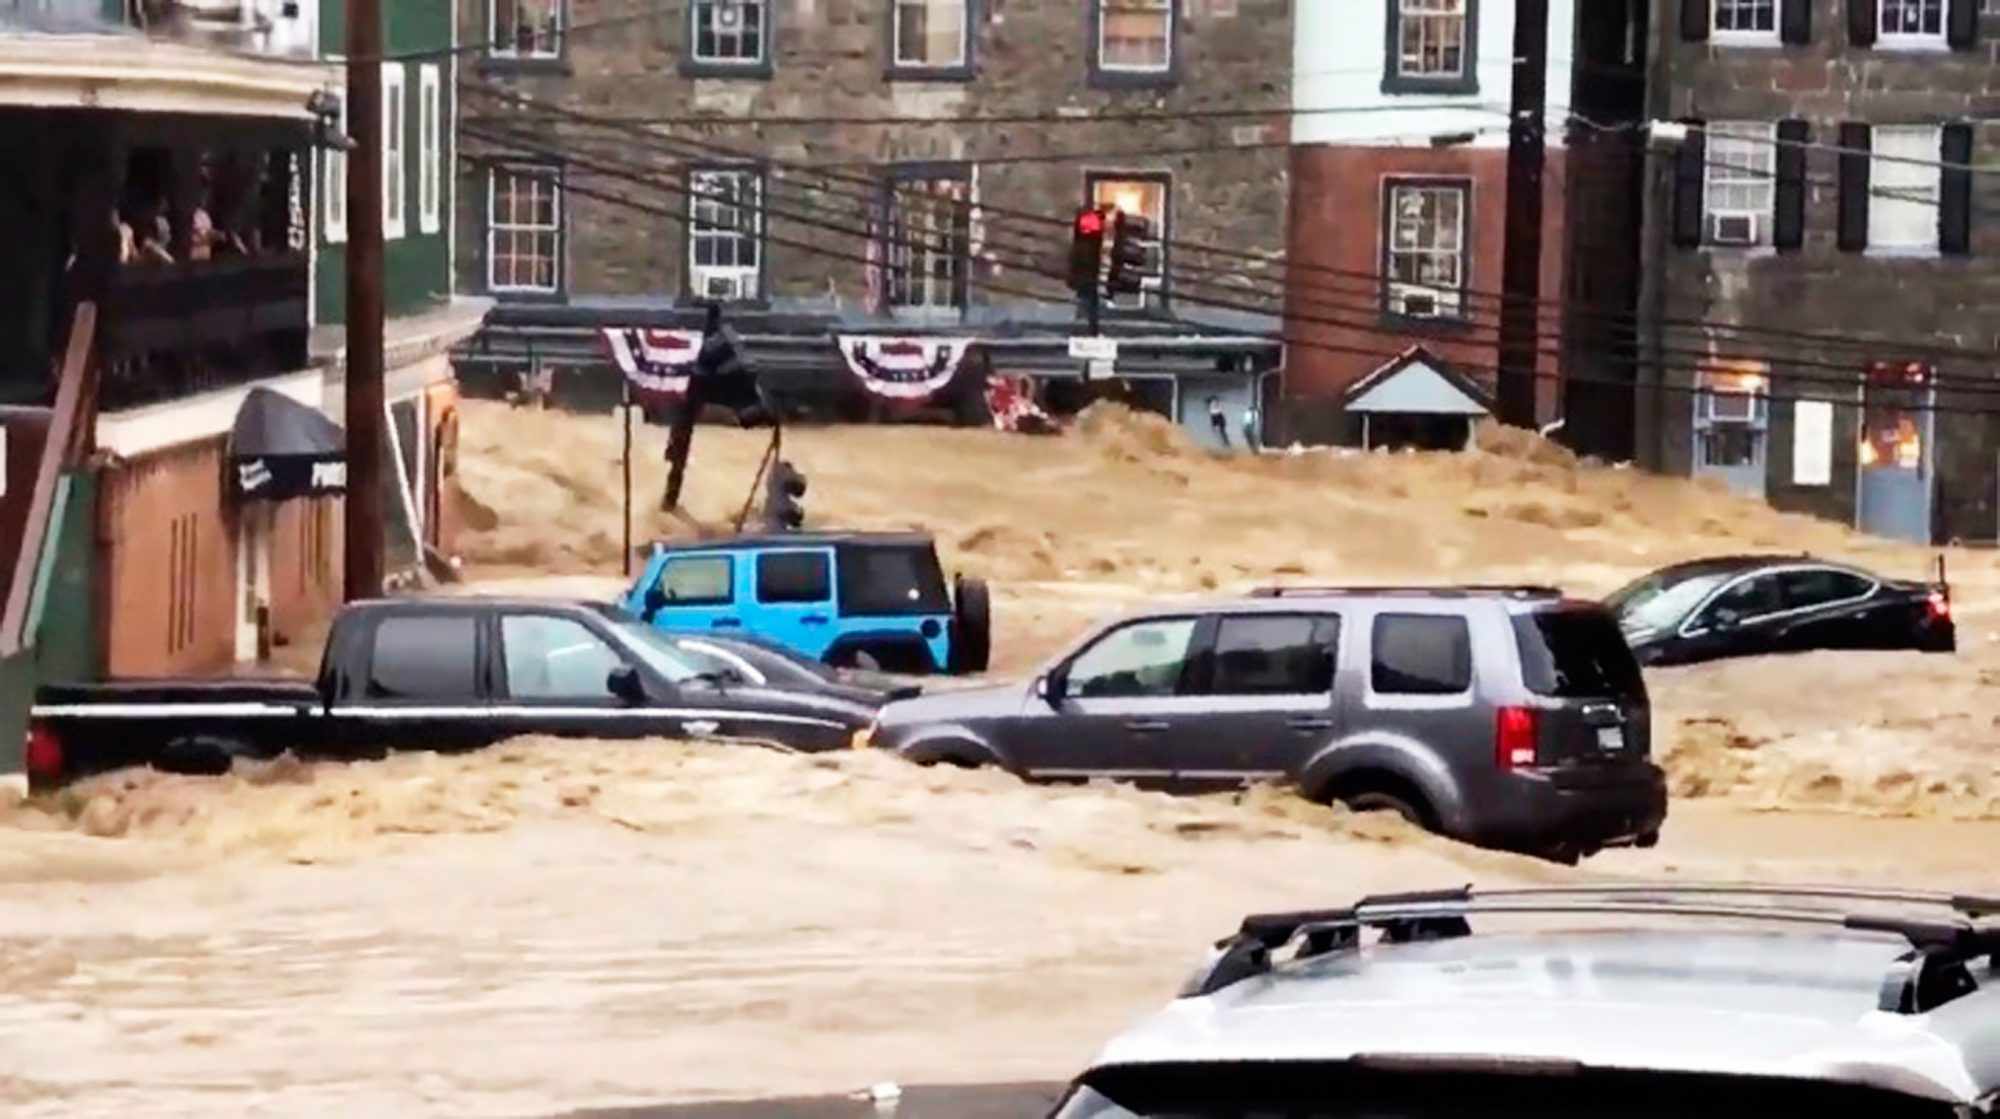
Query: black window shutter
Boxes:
[
  {"xmin": 1774, "ymin": 119, "xmax": 1809, "ymax": 249},
  {"xmin": 1682, "ymin": 0, "xmax": 1711, "ymax": 41},
  {"xmin": 1941, "ymin": 122, "xmax": 1974, "ymax": 255},
  {"xmin": 1947, "ymin": 0, "xmax": 1978, "ymax": 49},
  {"xmin": 1837, "ymin": 122, "xmax": 1872, "ymax": 252},
  {"xmin": 1673, "ymin": 121, "xmax": 1708, "ymax": 247},
  {"xmin": 1781, "ymin": 0, "xmax": 1812, "ymax": 44},
  {"xmin": 1847, "ymin": 0, "xmax": 1878, "ymax": 46}
]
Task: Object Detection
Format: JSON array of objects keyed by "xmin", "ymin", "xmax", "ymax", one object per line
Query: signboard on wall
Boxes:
[{"xmin": 1793, "ymin": 399, "xmax": 1834, "ymax": 486}]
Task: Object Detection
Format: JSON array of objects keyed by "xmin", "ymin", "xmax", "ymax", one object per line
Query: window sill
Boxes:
[
  {"xmin": 487, "ymin": 288, "xmax": 567, "ymax": 305},
  {"xmin": 886, "ymin": 305, "xmax": 970, "ymax": 325},
  {"xmin": 676, "ymin": 294, "xmax": 772, "ymax": 311},
  {"xmin": 1380, "ymin": 310, "xmax": 1476, "ymax": 335},
  {"xmin": 1697, "ymin": 244, "xmax": 1780, "ymax": 258},
  {"xmin": 884, "ymin": 63, "xmax": 977, "ymax": 83},
  {"xmin": 1380, "ymin": 74, "xmax": 1479, "ymax": 96},
  {"xmin": 1863, "ymin": 245, "xmax": 1943, "ymax": 260},
  {"xmin": 1708, "ymin": 32, "xmax": 1784, "ymax": 48},
  {"xmin": 1871, "ymin": 36, "xmax": 1951, "ymax": 52},
  {"xmin": 1087, "ymin": 65, "xmax": 1176, "ymax": 92},
  {"xmin": 681, "ymin": 57, "xmax": 775, "ymax": 80},
  {"xmin": 477, "ymin": 55, "xmax": 572, "ymax": 77}
]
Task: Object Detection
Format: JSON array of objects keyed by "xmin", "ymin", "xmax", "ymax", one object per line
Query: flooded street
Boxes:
[{"xmin": 1, "ymin": 739, "xmax": 1997, "ymax": 1118}]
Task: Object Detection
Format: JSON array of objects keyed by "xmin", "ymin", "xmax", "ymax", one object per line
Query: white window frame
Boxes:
[
  {"xmin": 1878, "ymin": 0, "xmax": 1949, "ymax": 47},
  {"xmin": 692, "ymin": 0, "xmax": 770, "ymax": 65},
  {"xmin": 489, "ymin": 0, "xmax": 563, "ymax": 59},
  {"xmin": 418, "ymin": 64, "xmax": 441, "ymax": 236},
  {"xmin": 487, "ymin": 163, "xmax": 562, "ymax": 295},
  {"xmin": 885, "ymin": 175, "xmax": 971, "ymax": 314},
  {"xmin": 381, "ymin": 65, "xmax": 407, "ymax": 241},
  {"xmin": 688, "ymin": 167, "xmax": 762, "ymax": 302},
  {"xmin": 1711, "ymin": 0, "xmax": 1779, "ymax": 44},
  {"xmin": 323, "ymin": 87, "xmax": 347, "ymax": 243},
  {"xmin": 1383, "ymin": 179, "xmax": 1468, "ymax": 319},
  {"xmin": 1395, "ymin": 0, "xmax": 1469, "ymax": 80},
  {"xmin": 1868, "ymin": 125, "xmax": 1943, "ymax": 254},
  {"xmin": 1098, "ymin": 0, "xmax": 1173, "ymax": 73},
  {"xmin": 893, "ymin": 0, "xmax": 969, "ymax": 69},
  {"xmin": 1703, "ymin": 121, "xmax": 1777, "ymax": 248}
]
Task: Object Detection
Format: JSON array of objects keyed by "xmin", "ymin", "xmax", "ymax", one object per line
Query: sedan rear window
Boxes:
[{"xmin": 1514, "ymin": 609, "xmax": 1646, "ymax": 700}]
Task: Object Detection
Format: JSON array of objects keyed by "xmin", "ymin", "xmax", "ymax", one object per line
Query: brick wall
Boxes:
[
  {"xmin": 269, "ymin": 495, "xmax": 343, "ymax": 654},
  {"xmin": 458, "ymin": 0, "xmax": 1291, "ymax": 317}
]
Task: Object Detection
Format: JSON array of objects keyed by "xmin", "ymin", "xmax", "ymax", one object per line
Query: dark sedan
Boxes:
[{"xmin": 1607, "ymin": 555, "xmax": 1955, "ymax": 667}]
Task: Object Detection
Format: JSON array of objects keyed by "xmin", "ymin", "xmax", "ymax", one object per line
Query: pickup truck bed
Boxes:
[{"xmin": 27, "ymin": 597, "xmax": 883, "ymax": 790}]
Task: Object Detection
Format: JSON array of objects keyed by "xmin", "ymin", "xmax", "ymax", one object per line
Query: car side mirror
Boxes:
[
  {"xmin": 642, "ymin": 584, "xmax": 667, "ymax": 620},
  {"xmin": 607, "ymin": 664, "xmax": 645, "ymax": 704},
  {"xmin": 1039, "ymin": 670, "xmax": 1067, "ymax": 705}
]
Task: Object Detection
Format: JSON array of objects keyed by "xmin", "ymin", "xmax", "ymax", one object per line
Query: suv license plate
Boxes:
[{"xmin": 1597, "ymin": 726, "xmax": 1625, "ymax": 752}]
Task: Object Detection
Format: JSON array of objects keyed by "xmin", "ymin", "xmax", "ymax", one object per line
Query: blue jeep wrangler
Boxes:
[{"xmin": 621, "ymin": 532, "xmax": 991, "ymax": 676}]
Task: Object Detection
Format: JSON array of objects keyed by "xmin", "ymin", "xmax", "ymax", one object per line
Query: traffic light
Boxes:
[
  {"xmin": 1068, "ymin": 207, "xmax": 1107, "ymax": 296},
  {"xmin": 1106, "ymin": 210, "xmax": 1152, "ymax": 298},
  {"xmin": 764, "ymin": 459, "xmax": 806, "ymax": 531}
]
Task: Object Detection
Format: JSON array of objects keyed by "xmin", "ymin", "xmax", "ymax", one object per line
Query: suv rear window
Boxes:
[
  {"xmin": 1514, "ymin": 609, "xmax": 1646, "ymax": 699},
  {"xmin": 1371, "ymin": 615, "xmax": 1471, "ymax": 695}
]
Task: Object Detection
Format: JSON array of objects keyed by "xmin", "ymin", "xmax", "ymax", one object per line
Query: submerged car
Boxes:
[
  {"xmin": 1048, "ymin": 883, "xmax": 2000, "ymax": 1118},
  {"xmin": 1608, "ymin": 554, "xmax": 1954, "ymax": 667}
]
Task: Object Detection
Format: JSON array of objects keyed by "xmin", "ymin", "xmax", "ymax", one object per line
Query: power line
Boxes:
[{"xmin": 462, "ymin": 122, "xmax": 2000, "ymax": 410}]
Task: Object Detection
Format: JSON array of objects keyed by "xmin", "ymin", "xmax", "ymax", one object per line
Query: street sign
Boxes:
[{"xmin": 1069, "ymin": 336, "xmax": 1119, "ymax": 363}]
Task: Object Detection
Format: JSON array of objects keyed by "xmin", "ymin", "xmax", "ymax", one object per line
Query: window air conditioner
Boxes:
[
  {"xmin": 1390, "ymin": 282, "xmax": 1453, "ymax": 318},
  {"xmin": 1710, "ymin": 212, "xmax": 1759, "ymax": 246},
  {"xmin": 698, "ymin": 268, "xmax": 757, "ymax": 301}
]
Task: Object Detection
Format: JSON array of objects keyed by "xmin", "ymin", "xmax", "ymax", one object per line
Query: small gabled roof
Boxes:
[{"xmin": 1342, "ymin": 346, "xmax": 1495, "ymax": 416}]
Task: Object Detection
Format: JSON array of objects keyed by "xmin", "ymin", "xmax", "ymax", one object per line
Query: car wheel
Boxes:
[
  {"xmin": 950, "ymin": 574, "xmax": 992, "ymax": 674},
  {"xmin": 1343, "ymin": 790, "xmax": 1426, "ymax": 827}
]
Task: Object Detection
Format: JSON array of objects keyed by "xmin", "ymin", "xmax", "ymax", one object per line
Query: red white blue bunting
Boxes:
[
  {"xmin": 601, "ymin": 328, "xmax": 704, "ymax": 407},
  {"xmin": 837, "ymin": 335, "xmax": 975, "ymax": 402}
]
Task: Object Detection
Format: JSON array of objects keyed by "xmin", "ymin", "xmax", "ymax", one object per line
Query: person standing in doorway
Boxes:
[
  {"xmin": 1208, "ymin": 395, "xmax": 1230, "ymax": 449},
  {"xmin": 1241, "ymin": 404, "xmax": 1258, "ymax": 452}
]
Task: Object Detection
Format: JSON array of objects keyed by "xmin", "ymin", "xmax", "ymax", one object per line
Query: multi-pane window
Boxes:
[
  {"xmin": 418, "ymin": 64, "xmax": 441, "ymax": 235},
  {"xmin": 1099, "ymin": 0, "xmax": 1171, "ymax": 71},
  {"xmin": 1703, "ymin": 122, "xmax": 1776, "ymax": 246},
  {"xmin": 382, "ymin": 66, "xmax": 406, "ymax": 240},
  {"xmin": 1870, "ymin": 126, "xmax": 1943, "ymax": 250},
  {"xmin": 895, "ymin": 0, "xmax": 968, "ymax": 67},
  {"xmin": 1383, "ymin": 181, "xmax": 1467, "ymax": 318},
  {"xmin": 1397, "ymin": 0, "xmax": 1468, "ymax": 78},
  {"xmin": 1090, "ymin": 176, "xmax": 1167, "ymax": 309},
  {"xmin": 693, "ymin": 0, "xmax": 768, "ymax": 64},
  {"xmin": 1713, "ymin": 0, "xmax": 1775, "ymax": 33},
  {"xmin": 488, "ymin": 164, "xmax": 562, "ymax": 293},
  {"xmin": 689, "ymin": 169, "xmax": 762, "ymax": 301},
  {"xmin": 491, "ymin": 0, "xmax": 561, "ymax": 57},
  {"xmin": 885, "ymin": 177, "xmax": 970, "ymax": 312},
  {"xmin": 1881, "ymin": 0, "xmax": 1945, "ymax": 37}
]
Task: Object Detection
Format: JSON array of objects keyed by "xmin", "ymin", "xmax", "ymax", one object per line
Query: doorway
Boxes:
[
  {"xmin": 1691, "ymin": 366, "xmax": 1769, "ymax": 498},
  {"xmin": 1857, "ymin": 362, "xmax": 1935, "ymax": 544},
  {"xmin": 234, "ymin": 504, "xmax": 272, "ymax": 663}
]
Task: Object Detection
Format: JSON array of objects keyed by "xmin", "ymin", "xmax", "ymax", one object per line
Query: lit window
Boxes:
[
  {"xmin": 1869, "ymin": 126, "xmax": 1942, "ymax": 251},
  {"xmin": 1383, "ymin": 180, "xmax": 1467, "ymax": 318},
  {"xmin": 894, "ymin": 0, "xmax": 968, "ymax": 68},
  {"xmin": 1090, "ymin": 176, "xmax": 1168, "ymax": 310},
  {"xmin": 689, "ymin": 169, "xmax": 762, "ymax": 302},
  {"xmin": 1713, "ymin": 0, "xmax": 1776, "ymax": 34},
  {"xmin": 1703, "ymin": 122, "xmax": 1776, "ymax": 246},
  {"xmin": 1397, "ymin": 0, "xmax": 1468, "ymax": 78},
  {"xmin": 488, "ymin": 165, "xmax": 562, "ymax": 294},
  {"xmin": 1098, "ymin": 0, "xmax": 1171, "ymax": 72},
  {"xmin": 693, "ymin": 0, "xmax": 768, "ymax": 64},
  {"xmin": 884, "ymin": 176, "xmax": 971, "ymax": 312},
  {"xmin": 491, "ymin": 0, "xmax": 562, "ymax": 58}
]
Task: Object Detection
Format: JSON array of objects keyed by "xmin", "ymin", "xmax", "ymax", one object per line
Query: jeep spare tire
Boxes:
[{"xmin": 950, "ymin": 574, "xmax": 992, "ymax": 674}]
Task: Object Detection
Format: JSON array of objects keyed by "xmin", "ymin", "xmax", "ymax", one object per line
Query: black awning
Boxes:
[{"xmin": 228, "ymin": 387, "xmax": 346, "ymax": 502}]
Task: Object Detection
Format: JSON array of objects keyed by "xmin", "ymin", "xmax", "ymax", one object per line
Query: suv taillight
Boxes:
[
  {"xmin": 1496, "ymin": 706, "xmax": 1538, "ymax": 770},
  {"xmin": 1927, "ymin": 591, "xmax": 1950, "ymax": 620},
  {"xmin": 24, "ymin": 722, "xmax": 62, "ymax": 784}
]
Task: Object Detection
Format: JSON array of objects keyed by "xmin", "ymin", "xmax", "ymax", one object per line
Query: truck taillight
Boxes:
[
  {"xmin": 1927, "ymin": 592, "xmax": 1950, "ymax": 620},
  {"xmin": 1496, "ymin": 706, "xmax": 1538, "ymax": 769},
  {"xmin": 24, "ymin": 723, "xmax": 62, "ymax": 783}
]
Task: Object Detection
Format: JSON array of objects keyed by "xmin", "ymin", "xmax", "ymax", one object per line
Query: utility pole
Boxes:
[
  {"xmin": 343, "ymin": 0, "xmax": 387, "ymax": 602},
  {"xmin": 1496, "ymin": 0, "xmax": 1550, "ymax": 430}
]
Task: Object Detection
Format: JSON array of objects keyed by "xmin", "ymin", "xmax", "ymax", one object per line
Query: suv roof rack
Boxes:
[
  {"xmin": 1182, "ymin": 883, "xmax": 2000, "ymax": 1016},
  {"xmin": 1248, "ymin": 585, "xmax": 1564, "ymax": 600}
]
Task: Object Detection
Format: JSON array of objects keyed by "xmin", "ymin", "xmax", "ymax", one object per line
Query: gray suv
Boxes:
[
  {"xmin": 864, "ymin": 585, "xmax": 1666, "ymax": 861},
  {"xmin": 1048, "ymin": 883, "xmax": 2000, "ymax": 1117}
]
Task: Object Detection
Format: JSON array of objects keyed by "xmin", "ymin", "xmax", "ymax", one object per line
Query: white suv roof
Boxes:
[{"xmin": 1082, "ymin": 884, "xmax": 2000, "ymax": 1108}]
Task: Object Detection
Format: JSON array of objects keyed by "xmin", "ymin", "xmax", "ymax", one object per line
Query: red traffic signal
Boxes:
[
  {"xmin": 1068, "ymin": 206, "xmax": 1108, "ymax": 296},
  {"xmin": 1076, "ymin": 209, "xmax": 1105, "ymax": 236}
]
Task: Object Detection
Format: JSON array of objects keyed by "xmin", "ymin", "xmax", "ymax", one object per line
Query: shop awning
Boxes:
[{"xmin": 228, "ymin": 387, "xmax": 345, "ymax": 501}]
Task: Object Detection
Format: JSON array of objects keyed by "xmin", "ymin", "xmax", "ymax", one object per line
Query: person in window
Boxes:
[
  {"xmin": 1208, "ymin": 395, "xmax": 1231, "ymax": 449},
  {"xmin": 127, "ymin": 201, "xmax": 173, "ymax": 265}
]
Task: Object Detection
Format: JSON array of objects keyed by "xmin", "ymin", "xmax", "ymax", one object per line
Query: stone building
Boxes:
[
  {"xmin": 452, "ymin": 0, "xmax": 1292, "ymax": 450},
  {"xmin": 1641, "ymin": 0, "xmax": 2000, "ymax": 544}
]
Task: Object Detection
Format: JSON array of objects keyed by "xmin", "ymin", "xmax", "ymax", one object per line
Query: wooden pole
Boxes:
[
  {"xmin": 343, "ymin": 0, "xmax": 387, "ymax": 601},
  {"xmin": 1496, "ymin": 0, "xmax": 1550, "ymax": 430}
]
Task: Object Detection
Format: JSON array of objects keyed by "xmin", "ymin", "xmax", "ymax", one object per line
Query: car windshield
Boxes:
[
  {"xmin": 599, "ymin": 616, "xmax": 703, "ymax": 683},
  {"xmin": 1605, "ymin": 569, "xmax": 1733, "ymax": 633},
  {"xmin": 1052, "ymin": 1066, "xmax": 1960, "ymax": 1118}
]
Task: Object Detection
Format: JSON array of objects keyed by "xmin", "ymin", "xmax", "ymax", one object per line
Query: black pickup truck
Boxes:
[{"xmin": 24, "ymin": 597, "xmax": 887, "ymax": 791}]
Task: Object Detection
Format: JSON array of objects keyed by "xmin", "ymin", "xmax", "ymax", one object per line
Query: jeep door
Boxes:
[
  {"xmin": 751, "ymin": 548, "xmax": 840, "ymax": 660},
  {"xmin": 1015, "ymin": 616, "xmax": 1204, "ymax": 787},
  {"xmin": 641, "ymin": 552, "xmax": 739, "ymax": 634},
  {"xmin": 1172, "ymin": 612, "xmax": 1342, "ymax": 790}
]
